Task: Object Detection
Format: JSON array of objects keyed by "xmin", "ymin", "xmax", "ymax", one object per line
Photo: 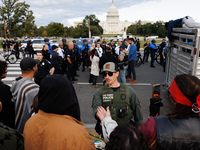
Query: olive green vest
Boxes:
[{"xmin": 100, "ymin": 84, "xmax": 133, "ymax": 124}]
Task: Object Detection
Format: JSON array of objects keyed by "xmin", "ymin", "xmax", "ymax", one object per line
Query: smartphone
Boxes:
[{"xmin": 152, "ymin": 84, "xmax": 161, "ymax": 99}]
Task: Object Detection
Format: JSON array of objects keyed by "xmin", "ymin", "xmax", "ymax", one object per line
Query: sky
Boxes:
[{"xmin": 2, "ymin": 0, "xmax": 200, "ymax": 27}]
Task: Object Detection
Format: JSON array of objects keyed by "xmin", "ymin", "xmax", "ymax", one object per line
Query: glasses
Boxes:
[{"xmin": 103, "ymin": 72, "xmax": 115, "ymax": 77}]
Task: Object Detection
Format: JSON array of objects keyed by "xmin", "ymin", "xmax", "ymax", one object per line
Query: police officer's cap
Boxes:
[
  {"xmin": 44, "ymin": 38, "xmax": 49, "ymax": 42},
  {"xmin": 14, "ymin": 37, "xmax": 17, "ymax": 40},
  {"xmin": 83, "ymin": 39, "xmax": 87, "ymax": 42},
  {"xmin": 102, "ymin": 41, "xmax": 107, "ymax": 44},
  {"xmin": 97, "ymin": 39, "xmax": 101, "ymax": 42},
  {"xmin": 72, "ymin": 40, "xmax": 76, "ymax": 43},
  {"xmin": 52, "ymin": 45, "xmax": 58, "ymax": 50},
  {"xmin": 152, "ymin": 39, "xmax": 156, "ymax": 43},
  {"xmin": 62, "ymin": 38, "xmax": 67, "ymax": 42}
]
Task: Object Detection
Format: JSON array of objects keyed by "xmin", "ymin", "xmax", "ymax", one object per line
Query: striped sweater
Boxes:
[{"xmin": 11, "ymin": 77, "xmax": 39, "ymax": 133}]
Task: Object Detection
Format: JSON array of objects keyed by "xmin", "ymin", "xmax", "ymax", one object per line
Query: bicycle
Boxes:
[
  {"xmin": 135, "ymin": 51, "xmax": 143, "ymax": 67},
  {"xmin": 0, "ymin": 50, "xmax": 18, "ymax": 64},
  {"xmin": 20, "ymin": 47, "xmax": 29, "ymax": 58},
  {"xmin": 155, "ymin": 51, "xmax": 160, "ymax": 64}
]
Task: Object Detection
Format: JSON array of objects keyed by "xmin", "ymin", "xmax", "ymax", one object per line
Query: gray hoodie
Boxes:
[{"xmin": 11, "ymin": 77, "xmax": 39, "ymax": 133}]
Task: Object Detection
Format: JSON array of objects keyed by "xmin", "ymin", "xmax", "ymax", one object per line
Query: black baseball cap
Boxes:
[
  {"xmin": 20, "ymin": 57, "xmax": 37, "ymax": 71},
  {"xmin": 52, "ymin": 45, "xmax": 58, "ymax": 50}
]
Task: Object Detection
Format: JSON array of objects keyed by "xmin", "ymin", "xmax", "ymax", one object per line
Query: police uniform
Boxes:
[
  {"xmin": 1, "ymin": 41, "xmax": 6, "ymax": 51},
  {"xmin": 73, "ymin": 44, "xmax": 80, "ymax": 72},
  {"xmin": 81, "ymin": 42, "xmax": 90, "ymax": 72},
  {"xmin": 13, "ymin": 41, "xmax": 20, "ymax": 59},
  {"xmin": 63, "ymin": 44, "xmax": 68, "ymax": 54},
  {"xmin": 27, "ymin": 40, "xmax": 34, "ymax": 58},
  {"xmin": 6, "ymin": 40, "xmax": 10, "ymax": 51},
  {"xmin": 34, "ymin": 59, "xmax": 53, "ymax": 85},
  {"xmin": 92, "ymin": 84, "xmax": 143, "ymax": 125},
  {"xmin": 66, "ymin": 49, "xmax": 76, "ymax": 81}
]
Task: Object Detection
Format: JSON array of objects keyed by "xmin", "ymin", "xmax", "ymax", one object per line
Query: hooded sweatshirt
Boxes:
[
  {"xmin": 24, "ymin": 75, "xmax": 96, "ymax": 150},
  {"xmin": 11, "ymin": 77, "xmax": 39, "ymax": 133}
]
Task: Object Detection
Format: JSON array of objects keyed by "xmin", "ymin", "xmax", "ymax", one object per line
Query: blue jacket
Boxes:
[
  {"xmin": 45, "ymin": 43, "xmax": 52, "ymax": 54},
  {"xmin": 81, "ymin": 44, "xmax": 90, "ymax": 52},
  {"xmin": 129, "ymin": 44, "xmax": 137, "ymax": 60},
  {"xmin": 150, "ymin": 43, "xmax": 157, "ymax": 50}
]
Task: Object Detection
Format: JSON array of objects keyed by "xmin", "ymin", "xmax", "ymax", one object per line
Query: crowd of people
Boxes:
[{"xmin": 0, "ymin": 32, "xmax": 200, "ymax": 149}]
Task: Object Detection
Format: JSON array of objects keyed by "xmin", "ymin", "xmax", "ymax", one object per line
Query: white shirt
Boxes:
[
  {"xmin": 126, "ymin": 44, "xmax": 130, "ymax": 52},
  {"xmin": 115, "ymin": 46, "xmax": 120, "ymax": 55},
  {"xmin": 57, "ymin": 48, "xmax": 64, "ymax": 58},
  {"xmin": 95, "ymin": 47, "xmax": 103, "ymax": 58}
]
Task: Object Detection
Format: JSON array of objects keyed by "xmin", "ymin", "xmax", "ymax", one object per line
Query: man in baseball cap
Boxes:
[
  {"xmin": 11, "ymin": 57, "xmax": 39, "ymax": 133},
  {"xmin": 92, "ymin": 61, "xmax": 143, "ymax": 132}
]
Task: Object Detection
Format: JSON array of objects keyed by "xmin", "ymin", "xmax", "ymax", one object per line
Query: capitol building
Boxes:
[{"xmin": 99, "ymin": 1, "xmax": 134, "ymax": 34}]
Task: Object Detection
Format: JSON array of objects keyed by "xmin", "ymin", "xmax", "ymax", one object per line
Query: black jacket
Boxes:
[
  {"xmin": 155, "ymin": 116, "xmax": 200, "ymax": 150},
  {"xmin": 99, "ymin": 52, "xmax": 117, "ymax": 69}
]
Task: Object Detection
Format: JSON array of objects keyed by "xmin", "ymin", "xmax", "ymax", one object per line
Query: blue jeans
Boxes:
[
  {"xmin": 119, "ymin": 65, "xmax": 128, "ymax": 84},
  {"xmin": 127, "ymin": 60, "xmax": 136, "ymax": 80}
]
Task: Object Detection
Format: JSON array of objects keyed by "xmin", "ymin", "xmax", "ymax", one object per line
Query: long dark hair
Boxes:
[
  {"xmin": 91, "ymin": 49, "xmax": 96, "ymax": 59},
  {"xmin": 105, "ymin": 124, "xmax": 150, "ymax": 150},
  {"xmin": 167, "ymin": 74, "xmax": 200, "ymax": 118}
]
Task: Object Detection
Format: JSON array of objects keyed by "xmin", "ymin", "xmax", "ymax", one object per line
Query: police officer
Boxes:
[
  {"xmin": 159, "ymin": 39, "xmax": 166, "ymax": 65},
  {"xmin": 92, "ymin": 62, "xmax": 143, "ymax": 134},
  {"xmin": 66, "ymin": 42, "xmax": 77, "ymax": 82},
  {"xmin": 62, "ymin": 38, "xmax": 68, "ymax": 54},
  {"xmin": 34, "ymin": 51, "xmax": 55, "ymax": 85},
  {"xmin": 142, "ymin": 39, "xmax": 150, "ymax": 63},
  {"xmin": 42, "ymin": 38, "xmax": 52, "ymax": 61},
  {"xmin": 27, "ymin": 37, "xmax": 34, "ymax": 58},
  {"xmin": 13, "ymin": 37, "xmax": 20, "ymax": 59},
  {"xmin": 6, "ymin": 39, "xmax": 10, "ymax": 51},
  {"xmin": 44, "ymin": 38, "xmax": 52, "ymax": 53},
  {"xmin": 10, "ymin": 38, "xmax": 14, "ymax": 51},
  {"xmin": 81, "ymin": 39, "xmax": 90, "ymax": 72},
  {"xmin": 1, "ymin": 40, "xmax": 6, "ymax": 52},
  {"xmin": 73, "ymin": 40, "xmax": 80, "ymax": 75},
  {"xmin": 150, "ymin": 39, "xmax": 158, "ymax": 68},
  {"xmin": 51, "ymin": 45, "xmax": 63, "ymax": 74}
]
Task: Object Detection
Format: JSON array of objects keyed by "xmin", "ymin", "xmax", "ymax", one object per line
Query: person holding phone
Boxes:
[{"xmin": 97, "ymin": 74, "xmax": 200, "ymax": 150}]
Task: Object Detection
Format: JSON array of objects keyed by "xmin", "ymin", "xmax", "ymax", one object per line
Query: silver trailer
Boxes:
[{"xmin": 166, "ymin": 28, "xmax": 200, "ymax": 86}]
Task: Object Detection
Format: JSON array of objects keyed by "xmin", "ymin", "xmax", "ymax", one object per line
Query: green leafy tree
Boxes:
[
  {"xmin": 64, "ymin": 26, "xmax": 73, "ymax": 37},
  {"xmin": 71, "ymin": 23, "xmax": 88, "ymax": 38},
  {"xmin": 83, "ymin": 14, "xmax": 103, "ymax": 36},
  {"xmin": 127, "ymin": 20, "xmax": 167, "ymax": 38},
  {"xmin": 42, "ymin": 30, "xmax": 47, "ymax": 37},
  {"xmin": 37, "ymin": 26, "xmax": 46, "ymax": 37},
  {"xmin": 0, "ymin": 0, "xmax": 35, "ymax": 37},
  {"xmin": 46, "ymin": 22, "xmax": 65, "ymax": 37}
]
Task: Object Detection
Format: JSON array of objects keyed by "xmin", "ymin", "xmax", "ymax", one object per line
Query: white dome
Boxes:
[{"xmin": 106, "ymin": 1, "xmax": 119, "ymax": 22}]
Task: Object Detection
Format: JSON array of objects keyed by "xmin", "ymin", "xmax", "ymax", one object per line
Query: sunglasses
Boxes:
[{"xmin": 103, "ymin": 72, "xmax": 115, "ymax": 77}]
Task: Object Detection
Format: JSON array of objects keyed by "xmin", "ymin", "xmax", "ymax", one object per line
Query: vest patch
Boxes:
[{"xmin": 103, "ymin": 94, "xmax": 113, "ymax": 102}]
